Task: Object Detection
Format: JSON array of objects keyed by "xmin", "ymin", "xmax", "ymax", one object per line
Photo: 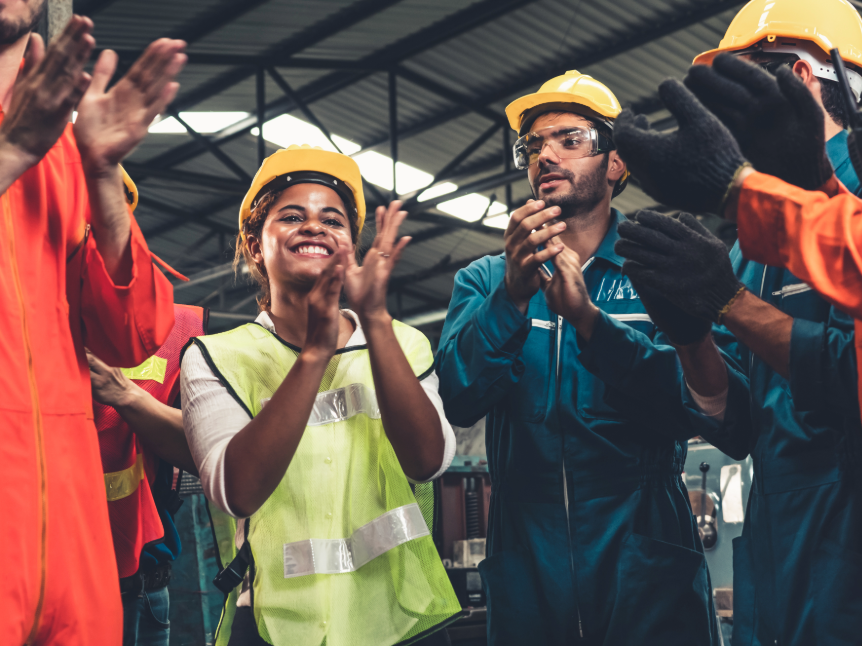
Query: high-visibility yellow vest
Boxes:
[{"xmin": 192, "ymin": 320, "xmax": 461, "ymax": 646}]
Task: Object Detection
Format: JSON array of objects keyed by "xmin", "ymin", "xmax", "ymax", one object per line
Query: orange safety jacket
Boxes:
[
  {"xmin": 735, "ymin": 170, "xmax": 862, "ymax": 427},
  {"xmin": 97, "ymin": 304, "xmax": 207, "ymax": 579},
  {"xmin": 1, "ymin": 121, "xmax": 175, "ymax": 646}
]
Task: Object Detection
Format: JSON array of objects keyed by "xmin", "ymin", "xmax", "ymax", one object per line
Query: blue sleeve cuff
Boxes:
[
  {"xmin": 789, "ymin": 317, "xmax": 826, "ymax": 411},
  {"xmin": 474, "ymin": 277, "xmax": 531, "ymax": 353},
  {"xmin": 577, "ymin": 309, "xmax": 640, "ymax": 379}
]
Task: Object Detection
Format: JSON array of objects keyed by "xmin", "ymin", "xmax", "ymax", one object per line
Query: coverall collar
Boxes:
[{"xmin": 591, "ymin": 208, "xmax": 627, "ymax": 268}]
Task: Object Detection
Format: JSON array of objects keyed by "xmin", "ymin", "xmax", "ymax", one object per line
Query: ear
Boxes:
[
  {"xmin": 247, "ymin": 234, "xmax": 264, "ymax": 265},
  {"xmin": 792, "ymin": 59, "xmax": 819, "ymax": 90},
  {"xmin": 607, "ymin": 151, "xmax": 627, "ymax": 183}
]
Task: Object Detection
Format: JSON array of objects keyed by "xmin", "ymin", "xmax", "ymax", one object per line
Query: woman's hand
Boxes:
[
  {"xmin": 344, "ymin": 201, "xmax": 411, "ymax": 324},
  {"xmin": 303, "ymin": 245, "xmax": 348, "ymax": 361}
]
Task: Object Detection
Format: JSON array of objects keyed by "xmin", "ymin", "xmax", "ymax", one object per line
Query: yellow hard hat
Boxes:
[
  {"xmin": 238, "ymin": 144, "xmax": 366, "ymax": 239},
  {"xmin": 120, "ymin": 165, "xmax": 138, "ymax": 212},
  {"xmin": 505, "ymin": 70, "xmax": 629, "ymax": 196},
  {"xmin": 693, "ymin": 0, "xmax": 862, "ymax": 99}
]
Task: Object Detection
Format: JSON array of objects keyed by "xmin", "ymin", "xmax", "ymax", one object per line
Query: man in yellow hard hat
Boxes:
[
  {"xmin": 608, "ymin": 1, "xmax": 862, "ymax": 644},
  {"xmin": 435, "ymin": 71, "xmax": 723, "ymax": 645}
]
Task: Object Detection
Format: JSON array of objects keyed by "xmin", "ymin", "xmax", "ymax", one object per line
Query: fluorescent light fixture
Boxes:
[
  {"xmin": 417, "ymin": 182, "xmax": 458, "ymax": 202},
  {"xmin": 352, "ymin": 150, "xmax": 434, "ymax": 193},
  {"xmin": 148, "ymin": 112, "xmax": 249, "ymax": 134},
  {"xmin": 483, "ymin": 213, "xmax": 511, "ymax": 229},
  {"xmin": 437, "ymin": 194, "xmax": 507, "ymax": 222},
  {"xmin": 260, "ymin": 114, "xmax": 361, "ymax": 154}
]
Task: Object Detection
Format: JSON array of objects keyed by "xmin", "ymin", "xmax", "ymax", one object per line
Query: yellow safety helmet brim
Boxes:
[
  {"xmin": 238, "ymin": 144, "xmax": 366, "ymax": 239},
  {"xmin": 120, "ymin": 165, "xmax": 138, "ymax": 212},
  {"xmin": 693, "ymin": 0, "xmax": 862, "ymax": 71},
  {"xmin": 505, "ymin": 70, "xmax": 630, "ymax": 197}
]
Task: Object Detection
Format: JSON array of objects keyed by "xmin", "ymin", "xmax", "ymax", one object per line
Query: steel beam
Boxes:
[
  {"xmin": 167, "ymin": 0, "xmax": 404, "ymax": 116},
  {"xmin": 389, "ymin": 70, "xmax": 398, "ymax": 199},
  {"xmin": 167, "ymin": 109, "xmax": 252, "ymax": 182},
  {"xmin": 357, "ymin": 0, "xmax": 744, "ymax": 155},
  {"xmin": 390, "ymin": 252, "xmax": 496, "ymax": 289},
  {"xmin": 123, "ymin": 162, "xmax": 246, "ymax": 193},
  {"xmin": 147, "ymin": 0, "xmax": 539, "ymax": 171},
  {"xmin": 256, "ymin": 68, "xmax": 266, "ymax": 165},
  {"xmin": 74, "ymin": 0, "xmax": 120, "ymax": 16},
  {"xmin": 138, "ymin": 195, "xmax": 236, "ymax": 238}
]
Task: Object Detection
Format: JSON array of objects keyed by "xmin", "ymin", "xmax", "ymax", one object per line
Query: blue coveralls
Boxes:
[
  {"xmin": 576, "ymin": 135, "xmax": 862, "ymax": 646},
  {"xmin": 706, "ymin": 135, "xmax": 862, "ymax": 646},
  {"xmin": 436, "ymin": 211, "xmax": 723, "ymax": 646}
]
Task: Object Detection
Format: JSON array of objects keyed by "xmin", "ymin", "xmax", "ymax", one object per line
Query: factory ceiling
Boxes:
[{"xmin": 75, "ymin": 0, "xmax": 756, "ymax": 337}]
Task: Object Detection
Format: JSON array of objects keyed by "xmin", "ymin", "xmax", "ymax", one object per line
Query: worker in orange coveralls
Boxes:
[{"xmin": 0, "ymin": 4, "xmax": 187, "ymax": 644}]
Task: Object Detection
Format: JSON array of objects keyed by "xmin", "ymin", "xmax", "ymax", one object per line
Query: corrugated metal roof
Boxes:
[{"xmin": 84, "ymin": 0, "xmax": 752, "ymax": 330}]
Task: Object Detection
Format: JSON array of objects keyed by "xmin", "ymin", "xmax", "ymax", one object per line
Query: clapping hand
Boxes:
[
  {"xmin": 74, "ymin": 38, "xmax": 186, "ymax": 175},
  {"xmin": 343, "ymin": 201, "xmax": 411, "ymax": 324}
]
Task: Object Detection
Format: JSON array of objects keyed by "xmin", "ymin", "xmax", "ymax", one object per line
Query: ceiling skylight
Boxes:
[
  {"xmin": 436, "ymin": 194, "xmax": 507, "ymax": 222},
  {"xmin": 417, "ymin": 182, "xmax": 458, "ymax": 202},
  {"xmin": 352, "ymin": 150, "xmax": 434, "ymax": 194},
  {"xmin": 259, "ymin": 114, "xmax": 361, "ymax": 154},
  {"xmin": 149, "ymin": 112, "xmax": 249, "ymax": 134}
]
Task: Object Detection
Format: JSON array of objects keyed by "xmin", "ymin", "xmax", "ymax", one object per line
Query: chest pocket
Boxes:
[
  {"xmin": 578, "ymin": 299, "xmax": 656, "ymax": 421},
  {"xmin": 505, "ymin": 318, "xmax": 553, "ymax": 423},
  {"xmin": 773, "ymin": 283, "xmax": 830, "ymax": 321}
]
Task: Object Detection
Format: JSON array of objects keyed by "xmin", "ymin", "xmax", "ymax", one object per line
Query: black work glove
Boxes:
[
  {"xmin": 684, "ymin": 53, "xmax": 833, "ymax": 191},
  {"xmin": 614, "ymin": 79, "xmax": 748, "ymax": 215},
  {"xmin": 628, "ymin": 280, "xmax": 712, "ymax": 346},
  {"xmin": 614, "ymin": 210, "xmax": 744, "ymax": 323}
]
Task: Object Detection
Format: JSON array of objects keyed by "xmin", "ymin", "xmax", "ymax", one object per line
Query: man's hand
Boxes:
[
  {"xmin": 538, "ymin": 238, "xmax": 600, "ymax": 338},
  {"xmin": 684, "ymin": 53, "xmax": 832, "ymax": 192},
  {"xmin": 613, "ymin": 79, "xmax": 748, "ymax": 215},
  {"xmin": 504, "ymin": 199, "xmax": 566, "ymax": 312},
  {"xmin": 87, "ymin": 349, "xmax": 136, "ymax": 408},
  {"xmin": 74, "ymin": 38, "xmax": 186, "ymax": 175},
  {"xmin": 614, "ymin": 210, "xmax": 744, "ymax": 323},
  {"xmin": 0, "ymin": 16, "xmax": 94, "ymax": 169}
]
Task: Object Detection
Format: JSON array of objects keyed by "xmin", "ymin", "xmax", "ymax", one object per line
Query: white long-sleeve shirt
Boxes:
[{"xmin": 180, "ymin": 310, "xmax": 456, "ymax": 518}]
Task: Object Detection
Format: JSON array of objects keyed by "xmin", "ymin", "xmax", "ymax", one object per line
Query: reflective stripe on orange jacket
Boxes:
[
  {"xmin": 735, "ymin": 170, "xmax": 862, "ymax": 428},
  {"xmin": 0, "ymin": 121, "xmax": 174, "ymax": 646}
]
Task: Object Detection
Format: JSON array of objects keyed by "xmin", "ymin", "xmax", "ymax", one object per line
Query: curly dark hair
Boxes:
[{"xmin": 234, "ymin": 188, "xmax": 360, "ymax": 311}]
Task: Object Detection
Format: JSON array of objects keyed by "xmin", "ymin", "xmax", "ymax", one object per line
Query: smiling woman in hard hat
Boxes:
[
  {"xmin": 178, "ymin": 144, "xmax": 461, "ymax": 646},
  {"xmin": 608, "ymin": 1, "xmax": 862, "ymax": 644},
  {"xmin": 435, "ymin": 71, "xmax": 725, "ymax": 645}
]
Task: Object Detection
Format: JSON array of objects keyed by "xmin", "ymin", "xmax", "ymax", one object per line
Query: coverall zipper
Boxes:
[
  {"xmin": 556, "ymin": 256, "xmax": 594, "ymax": 640},
  {"xmin": 3, "ymin": 193, "xmax": 48, "ymax": 643}
]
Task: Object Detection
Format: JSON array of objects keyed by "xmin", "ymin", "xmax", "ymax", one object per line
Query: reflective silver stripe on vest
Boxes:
[
  {"xmin": 261, "ymin": 383, "xmax": 381, "ymax": 426},
  {"xmin": 283, "ymin": 503, "xmax": 429, "ymax": 578}
]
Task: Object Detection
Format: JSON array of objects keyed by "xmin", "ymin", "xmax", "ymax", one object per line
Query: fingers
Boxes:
[
  {"xmin": 389, "ymin": 235, "xmax": 410, "ymax": 266},
  {"xmin": 676, "ymin": 212, "xmax": 716, "ymax": 239},
  {"xmin": 22, "ymin": 33, "xmax": 44, "ymax": 77},
  {"xmin": 616, "ymin": 218, "xmax": 677, "ymax": 254},
  {"xmin": 657, "ymin": 78, "xmax": 710, "ymax": 128},
  {"xmin": 506, "ymin": 199, "xmax": 549, "ymax": 236},
  {"xmin": 712, "ymin": 53, "xmax": 777, "ymax": 96},
  {"xmin": 633, "ymin": 209, "xmax": 693, "ymax": 240},
  {"xmin": 376, "ymin": 201, "xmax": 406, "ymax": 251},
  {"xmin": 684, "ymin": 65, "xmax": 750, "ymax": 128},
  {"xmin": 125, "ymin": 38, "xmax": 187, "ymax": 104},
  {"xmin": 88, "ymin": 49, "xmax": 118, "ymax": 96},
  {"xmin": 774, "ymin": 65, "xmax": 824, "ymax": 123},
  {"xmin": 614, "ymin": 109, "xmax": 667, "ymax": 167},
  {"xmin": 613, "ymin": 239, "xmax": 670, "ymax": 269}
]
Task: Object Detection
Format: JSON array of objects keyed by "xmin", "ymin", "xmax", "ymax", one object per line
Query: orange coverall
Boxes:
[
  {"xmin": 0, "ymin": 121, "xmax": 174, "ymax": 646},
  {"xmin": 735, "ymin": 170, "xmax": 862, "ymax": 425}
]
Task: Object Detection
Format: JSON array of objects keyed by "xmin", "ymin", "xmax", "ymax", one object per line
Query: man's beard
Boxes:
[
  {"xmin": 0, "ymin": 0, "xmax": 46, "ymax": 46},
  {"xmin": 532, "ymin": 156, "xmax": 609, "ymax": 218}
]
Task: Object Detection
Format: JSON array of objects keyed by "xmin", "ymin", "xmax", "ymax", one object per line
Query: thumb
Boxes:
[
  {"xmin": 22, "ymin": 33, "xmax": 44, "ymax": 78},
  {"xmin": 88, "ymin": 49, "xmax": 118, "ymax": 96},
  {"xmin": 658, "ymin": 78, "xmax": 709, "ymax": 127}
]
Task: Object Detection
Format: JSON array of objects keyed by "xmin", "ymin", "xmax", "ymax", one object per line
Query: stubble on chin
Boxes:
[{"xmin": 0, "ymin": 0, "xmax": 46, "ymax": 47}]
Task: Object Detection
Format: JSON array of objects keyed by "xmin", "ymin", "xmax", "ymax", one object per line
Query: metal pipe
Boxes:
[{"xmin": 256, "ymin": 68, "xmax": 266, "ymax": 165}]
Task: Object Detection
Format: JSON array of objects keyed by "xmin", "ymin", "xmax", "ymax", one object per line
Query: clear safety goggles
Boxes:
[{"xmin": 512, "ymin": 125, "xmax": 615, "ymax": 170}]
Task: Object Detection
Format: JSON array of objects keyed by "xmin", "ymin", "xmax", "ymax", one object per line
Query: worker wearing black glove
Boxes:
[
  {"xmin": 613, "ymin": 79, "xmax": 749, "ymax": 214},
  {"xmin": 684, "ymin": 53, "xmax": 833, "ymax": 191},
  {"xmin": 614, "ymin": 210, "xmax": 745, "ymax": 323},
  {"xmin": 627, "ymin": 279, "xmax": 712, "ymax": 346}
]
